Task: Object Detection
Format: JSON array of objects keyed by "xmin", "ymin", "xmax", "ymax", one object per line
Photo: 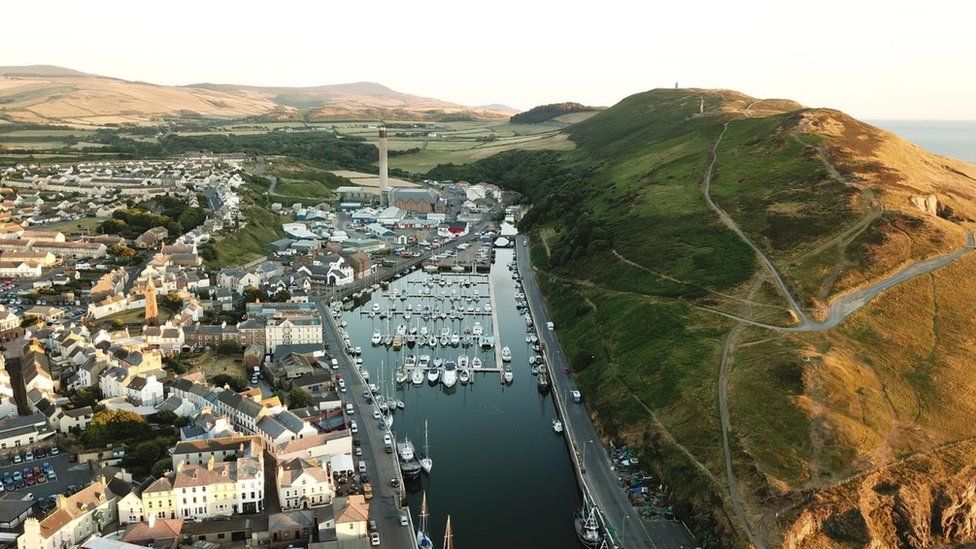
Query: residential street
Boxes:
[
  {"xmin": 516, "ymin": 236, "xmax": 697, "ymax": 549},
  {"xmin": 315, "ymin": 300, "xmax": 415, "ymax": 548}
]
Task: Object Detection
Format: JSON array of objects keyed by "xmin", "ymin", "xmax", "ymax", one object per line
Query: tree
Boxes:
[
  {"xmin": 211, "ymin": 374, "xmax": 246, "ymax": 391},
  {"xmin": 289, "ymin": 388, "xmax": 310, "ymax": 408},
  {"xmin": 151, "ymin": 457, "xmax": 173, "ymax": 478},
  {"xmin": 216, "ymin": 340, "xmax": 241, "ymax": 356},
  {"xmin": 161, "ymin": 294, "xmax": 183, "ymax": 313},
  {"xmin": 242, "ymin": 286, "xmax": 268, "ymax": 303},
  {"xmin": 154, "ymin": 410, "xmax": 178, "ymax": 425},
  {"xmin": 84, "ymin": 409, "xmax": 147, "ymax": 447}
]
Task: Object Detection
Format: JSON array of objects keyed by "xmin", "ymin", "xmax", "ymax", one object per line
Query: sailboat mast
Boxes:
[
  {"xmin": 442, "ymin": 515, "xmax": 453, "ymax": 549},
  {"xmin": 424, "ymin": 420, "xmax": 430, "ymax": 456}
]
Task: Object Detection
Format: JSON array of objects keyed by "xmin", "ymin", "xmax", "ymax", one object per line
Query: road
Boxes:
[
  {"xmin": 314, "ymin": 299, "xmax": 414, "ymax": 548},
  {"xmin": 516, "ymin": 236, "xmax": 697, "ymax": 549}
]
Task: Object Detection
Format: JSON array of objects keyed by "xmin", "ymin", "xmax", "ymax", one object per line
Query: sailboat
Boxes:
[
  {"xmin": 441, "ymin": 515, "xmax": 453, "ymax": 549},
  {"xmin": 419, "ymin": 420, "xmax": 433, "ymax": 474},
  {"xmin": 417, "ymin": 492, "xmax": 434, "ymax": 549}
]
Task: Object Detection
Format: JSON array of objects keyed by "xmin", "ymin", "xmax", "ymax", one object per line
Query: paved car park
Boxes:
[{"xmin": 0, "ymin": 450, "xmax": 93, "ymax": 512}]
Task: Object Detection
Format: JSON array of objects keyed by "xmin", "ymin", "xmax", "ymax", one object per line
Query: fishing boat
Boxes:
[
  {"xmin": 442, "ymin": 361, "xmax": 458, "ymax": 388},
  {"xmin": 574, "ymin": 503, "xmax": 602, "ymax": 548},
  {"xmin": 371, "ymin": 330, "xmax": 383, "ymax": 345},
  {"xmin": 501, "ymin": 346, "xmax": 512, "ymax": 362},
  {"xmin": 417, "ymin": 493, "xmax": 434, "ymax": 549},
  {"xmin": 537, "ymin": 371, "xmax": 550, "ymax": 393},
  {"xmin": 398, "ymin": 437, "xmax": 424, "ymax": 479},
  {"xmin": 471, "ymin": 356, "xmax": 482, "ymax": 369},
  {"xmin": 503, "ymin": 365, "xmax": 514, "ymax": 384},
  {"xmin": 419, "ymin": 420, "xmax": 433, "ymax": 474},
  {"xmin": 552, "ymin": 418, "xmax": 563, "ymax": 434}
]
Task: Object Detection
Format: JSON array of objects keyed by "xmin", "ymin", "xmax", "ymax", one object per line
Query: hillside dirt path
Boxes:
[
  {"xmin": 703, "ymin": 124, "xmax": 809, "ymax": 325},
  {"xmin": 717, "ymin": 275, "xmax": 768, "ymax": 548}
]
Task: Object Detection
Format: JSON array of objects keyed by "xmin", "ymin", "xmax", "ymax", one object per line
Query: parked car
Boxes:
[
  {"xmin": 369, "ymin": 532, "xmax": 380, "ymax": 546},
  {"xmin": 24, "ymin": 451, "xmax": 34, "ymax": 461}
]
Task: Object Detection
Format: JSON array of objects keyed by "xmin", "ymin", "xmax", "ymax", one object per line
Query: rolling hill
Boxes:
[
  {"xmin": 0, "ymin": 65, "xmax": 512, "ymax": 126},
  {"xmin": 428, "ymin": 88, "xmax": 976, "ymax": 547}
]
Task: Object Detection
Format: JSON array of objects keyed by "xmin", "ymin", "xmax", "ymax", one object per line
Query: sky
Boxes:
[{"xmin": 3, "ymin": 0, "xmax": 975, "ymax": 120}]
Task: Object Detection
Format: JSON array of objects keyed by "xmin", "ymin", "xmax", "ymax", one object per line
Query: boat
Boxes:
[
  {"xmin": 471, "ymin": 357, "xmax": 482, "ymax": 369},
  {"xmin": 411, "ymin": 365, "xmax": 425, "ymax": 385},
  {"xmin": 574, "ymin": 503, "xmax": 602, "ymax": 548},
  {"xmin": 531, "ymin": 363, "xmax": 540, "ymax": 376},
  {"xmin": 480, "ymin": 336, "xmax": 495, "ymax": 350},
  {"xmin": 503, "ymin": 366, "xmax": 513, "ymax": 384},
  {"xmin": 371, "ymin": 330, "xmax": 383, "ymax": 345},
  {"xmin": 442, "ymin": 515, "xmax": 453, "ymax": 549},
  {"xmin": 397, "ymin": 400, "xmax": 405, "ymax": 410},
  {"xmin": 501, "ymin": 346, "xmax": 512, "ymax": 362},
  {"xmin": 450, "ymin": 333, "xmax": 460, "ymax": 347},
  {"xmin": 432, "ymin": 357, "xmax": 443, "ymax": 368},
  {"xmin": 537, "ymin": 371, "xmax": 550, "ymax": 393},
  {"xmin": 442, "ymin": 361, "xmax": 458, "ymax": 388},
  {"xmin": 383, "ymin": 334, "xmax": 394, "ymax": 346},
  {"xmin": 457, "ymin": 355, "xmax": 468, "ymax": 369},
  {"xmin": 419, "ymin": 420, "xmax": 433, "ymax": 474},
  {"xmin": 396, "ymin": 324, "xmax": 407, "ymax": 336},
  {"xmin": 395, "ymin": 367, "xmax": 409, "ymax": 384},
  {"xmin": 552, "ymin": 418, "xmax": 563, "ymax": 433},
  {"xmin": 458, "ymin": 367, "xmax": 471, "ymax": 385},
  {"xmin": 398, "ymin": 437, "xmax": 423, "ymax": 479},
  {"xmin": 427, "ymin": 365, "xmax": 440, "ymax": 383},
  {"xmin": 417, "ymin": 493, "xmax": 434, "ymax": 549}
]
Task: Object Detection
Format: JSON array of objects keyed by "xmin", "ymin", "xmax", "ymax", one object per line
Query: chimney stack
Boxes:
[{"xmin": 379, "ymin": 128, "xmax": 390, "ymax": 207}]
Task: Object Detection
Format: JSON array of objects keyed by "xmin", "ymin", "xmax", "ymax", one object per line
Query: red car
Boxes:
[
  {"xmin": 68, "ymin": 455, "xmax": 77, "ymax": 463},
  {"xmin": 26, "ymin": 477, "xmax": 35, "ymax": 486}
]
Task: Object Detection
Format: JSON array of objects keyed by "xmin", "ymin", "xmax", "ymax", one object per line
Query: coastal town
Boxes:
[{"xmin": 0, "ymin": 127, "xmax": 694, "ymax": 549}]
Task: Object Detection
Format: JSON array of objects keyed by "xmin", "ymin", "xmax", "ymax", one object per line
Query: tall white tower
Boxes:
[{"xmin": 379, "ymin": 127, "xmax": 390, "ymax": 207}]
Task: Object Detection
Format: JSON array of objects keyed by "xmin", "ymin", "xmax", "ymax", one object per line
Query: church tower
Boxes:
[{"xmin": 144, "ymin": 280, "xmax": 159, "ymax": 325}]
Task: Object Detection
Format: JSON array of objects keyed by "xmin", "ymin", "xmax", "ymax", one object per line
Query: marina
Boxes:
[{"xmin": 335, "ymin": 242, "xmax": 581, "ymax": 548}]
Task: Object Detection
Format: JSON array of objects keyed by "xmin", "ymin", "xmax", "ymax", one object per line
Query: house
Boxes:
[
  {"xmin": 268, "ymin": 510, "xmax": 315, "ymax": 543},
  {"xmin": 390, "ymin": 187, "xmax": 442, "ymax": 213},
  {"xmin": 16, "ymin": 476, "xmax": 118, "ymax": 549},
  {"xmin": 134, "ymin": 227, "xmax": 168, "ymax": 249},
  {"xmin": 0, "ymin": 260, "xmax": 42, "ymax": 278},
  {"xmin": 121, "ymin": 515, "xmax": 182, "ymax": 547},
  {"xmin": 59, "ymin": 406, "xmax": 93, "ymax": 433},
  {"xmin": 24, "ymin": 306, "xmax": 64, "ymax": 324},
  {"xmin": 255, "ymin": 410, "xmax": 317, "ymax": 448},
  {"xmin": 276, "ymin": 458, "xmax": 334, "ymax": 511}
]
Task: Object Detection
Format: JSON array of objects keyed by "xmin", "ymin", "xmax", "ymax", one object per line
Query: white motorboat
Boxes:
[
  {"xmin": 439, "ymin": 335, "xmax": 449, "ymax": 347},
  {"xmin": 501, "ymin": 346, "xmax": 512, "ymax": 362},
  {"xmin": 471, "ymin": 356, "xmax": 482, "ymax": 369},
  {"xmin": 427, "ymin": 365, "xmax": 440, "ymax": 383},
  {"xmin": 396, "ymin": 324, "xmax": 407, "ymax": 336},
  {"xmin": 395, "ymin": 367, "xmax": 409, "ymax": 384},
  {"xmin": 442, "ymin": 361, "xmax": 458, "ymax": 387},
  {"xmin": 503, "ymin": 365, "xmax": 514, "ymax": 384},
  {"xmin": 411, "ymin": 365, "xmax": 425, "ymax": 385},
  {"xmin": 372, "ymin": 331, "xmax": 383, "ymax": 345},
  {"xmin": 459, "ymin": 367, "xmax": 471, "ymax": 385},
  {"xmin": 552, "ymin": 419, "xmax": 564, "ymax": 434},
  {"xmin": 457, "ymin": 355, "xmax": 468, "ymax": 369},
  {"xmin": 450, "ymin": 333, "xmax": 460, "ymax": 347}
]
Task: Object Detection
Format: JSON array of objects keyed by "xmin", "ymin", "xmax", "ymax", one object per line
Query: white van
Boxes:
[
  {"xmin": 350, "ymin": 420, "xmax": 358, "ymax": 434},
  {"xmin": 331, "ymin": 358, "xmax": 339, "ymax": 370},
  {"xmin": 358, "ymin": 460, "xmax": 367, "ymax": 474},
  {"xmin": 547, "ymin": 321, "xmax": 554, "ymax": 331}
]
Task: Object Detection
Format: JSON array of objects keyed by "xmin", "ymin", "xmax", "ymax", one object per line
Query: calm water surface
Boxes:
[
  {"xmin": 871, "ymin": 120, "xmax": 976, "ymax": 163},
  {"xmin": 341, "ymin": 247, "xmax": 581, "ymax": 548}
]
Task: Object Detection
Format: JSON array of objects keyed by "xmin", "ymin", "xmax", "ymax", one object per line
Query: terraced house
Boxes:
[{"xmin": 17, "ymin": 477, "xmax": 118, "ymax": 549}]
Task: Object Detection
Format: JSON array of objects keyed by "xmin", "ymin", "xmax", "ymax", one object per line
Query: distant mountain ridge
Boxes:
[{"xmin": 0, "ymin": 65, "xmax": 512, "ymax": 125}]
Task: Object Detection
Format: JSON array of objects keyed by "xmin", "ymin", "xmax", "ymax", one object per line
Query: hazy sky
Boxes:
[{"xmin": 3, "ymin": 0, "xmax": 974, "ymax": 119}]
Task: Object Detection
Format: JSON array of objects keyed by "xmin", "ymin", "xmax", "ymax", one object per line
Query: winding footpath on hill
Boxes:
[
  {"xmin": 703, "ymin": 124, "xmax": 809, "ymax": 325},
  {"xmin": 699, "ymin": 120, "xmax": 976, "ymax": 546}
]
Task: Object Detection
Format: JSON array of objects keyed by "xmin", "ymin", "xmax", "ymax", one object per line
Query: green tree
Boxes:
[
  {"xmin": 289, "ymin": 388, "xmax": 310, "ymax": 408},
  {"xmin": 84, "ymin": 409, "xmax": 147, "ymax": 447},
  {"xmin": 242, "ymin": 286, "xmax": 268, "ymax": 303},
  {"xmin": 211, "ymin": 373, "xmax": 246, "ymax": 391},
  {"xmin": 216, "ymin": 340, "xmax": 241, "ymax": 356},
  {"xmin": 150, "ymin": 457, "xmax": 173, "ymax": 478}
]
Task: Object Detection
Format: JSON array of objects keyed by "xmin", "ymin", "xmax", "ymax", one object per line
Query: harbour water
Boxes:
[
  {"xmin": 871, "ymin": 119, "xmax": 976, "ymax": 163},
  {"xmin": 340, "ymin": 246, "xmax": 582, "ymax": 548}
]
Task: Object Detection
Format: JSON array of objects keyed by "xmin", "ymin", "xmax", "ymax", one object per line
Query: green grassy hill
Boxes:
[{"xmin": 429, "ymin": 88, "xmax": 976, "ymax": 547}]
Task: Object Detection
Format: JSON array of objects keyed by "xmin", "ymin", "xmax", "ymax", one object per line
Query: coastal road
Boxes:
[
  {"xmin": 315, "ymin": 299, "xmax": 415, "ymax": 548},
  {"xmin": 516, "ymin": 236, "xmax": 697, "ymax": 549}
]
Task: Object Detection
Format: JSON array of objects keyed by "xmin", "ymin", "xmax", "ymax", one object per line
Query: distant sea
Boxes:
[{"xmin": 869, "ymin": 120, "xmax": 976, "ymax": 163}]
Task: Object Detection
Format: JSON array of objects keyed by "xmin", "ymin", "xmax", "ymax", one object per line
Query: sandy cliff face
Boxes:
[{"xmin": 781, "ymin": 443, "xmax": 976, "ymax": 548}]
